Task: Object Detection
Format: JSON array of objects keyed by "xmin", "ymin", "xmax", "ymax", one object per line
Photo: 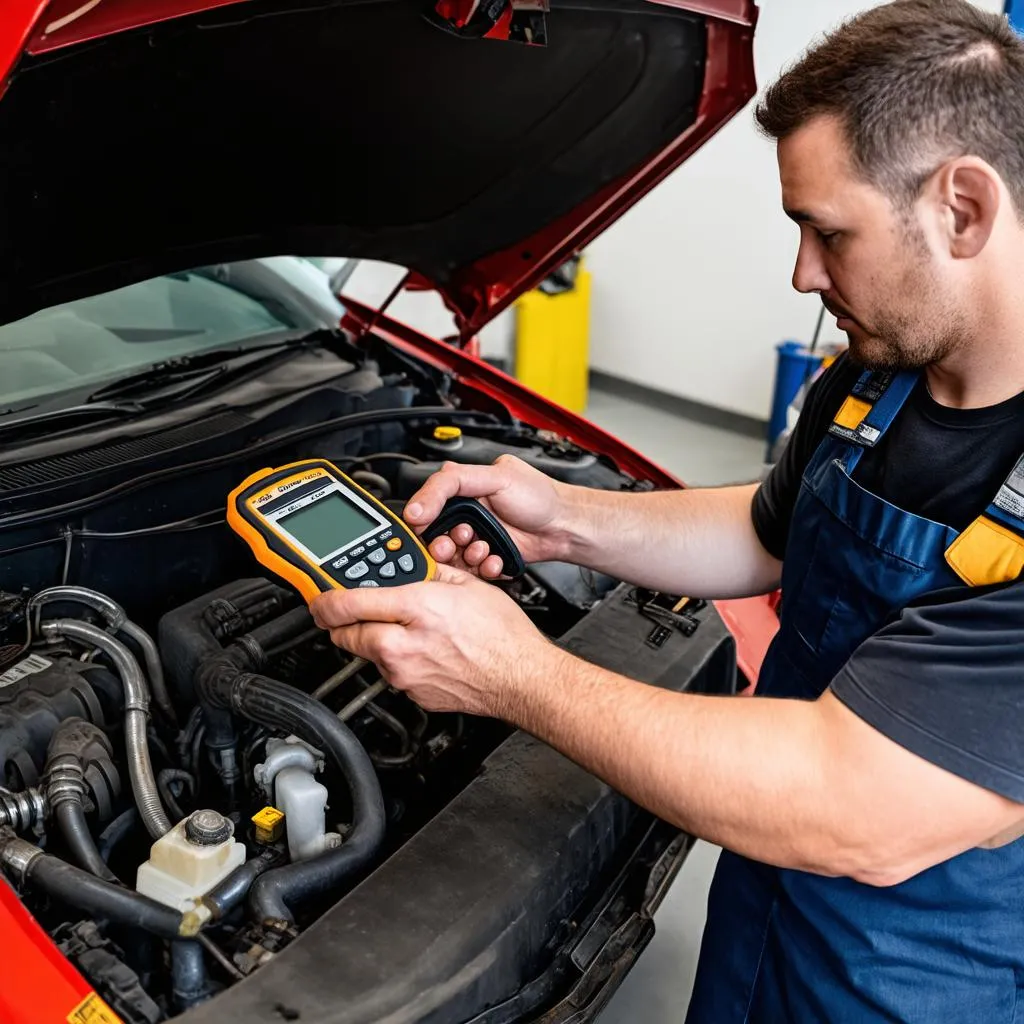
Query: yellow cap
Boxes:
[
  {"xmin": 433, "ymin": 426, "xmax": 462, "ymax": 442},
  {"xmin": 252, "ymin": 806, "xmax": 285, "ymax": 844}
]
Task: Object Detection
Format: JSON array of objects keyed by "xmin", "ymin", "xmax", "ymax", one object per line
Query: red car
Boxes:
[{"xmin": 0, "ymin": 2, "xmax": 775, "ymax": 1021}]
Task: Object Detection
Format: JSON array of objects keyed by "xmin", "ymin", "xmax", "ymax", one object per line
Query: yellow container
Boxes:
[{"xmin": 513, "ymin": 264, "xmax": 591, "ymax": 412}]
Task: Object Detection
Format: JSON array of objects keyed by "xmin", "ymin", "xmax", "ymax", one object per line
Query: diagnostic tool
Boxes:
[{"xmin": 228, "ymin": 458, "xmax": 524, "ymax": 603}]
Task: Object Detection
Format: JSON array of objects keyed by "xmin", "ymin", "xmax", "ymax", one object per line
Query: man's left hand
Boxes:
[{"xmin": 309, "ymin": 565, "xmax": 552, "ymax": 717}]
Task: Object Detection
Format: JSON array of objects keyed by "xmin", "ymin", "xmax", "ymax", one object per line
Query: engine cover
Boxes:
[{"xmin": 0, "ymin": 655, "xmax": 122, "ymax": 789}]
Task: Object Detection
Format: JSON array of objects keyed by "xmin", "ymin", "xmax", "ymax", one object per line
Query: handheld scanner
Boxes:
[
  {"xmin": 228, "ymin": 459, "xmax": 525, "ymax": 604},
  {"xmin": 228, "ymin": 459, "xmax": 435, "ymax": 603}
]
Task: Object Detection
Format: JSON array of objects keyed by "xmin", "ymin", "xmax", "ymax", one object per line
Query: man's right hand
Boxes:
[{"xmin": 403, "ymin": 455, "xmax": 573, "ymax": 579}]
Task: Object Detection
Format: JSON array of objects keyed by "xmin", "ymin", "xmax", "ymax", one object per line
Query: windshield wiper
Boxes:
[
  {"xmin": 87, "ymin": 334, "xmax": 319, "ymax": 404},
  {"xmin": 0, "ymin": 333, "xmax": 332, "ymax": 447},
  {"xmin": 0, "ymin": 402, "xmax": 145, "ymax": 445}
]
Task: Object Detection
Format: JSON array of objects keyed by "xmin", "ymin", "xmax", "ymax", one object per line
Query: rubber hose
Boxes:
[
  {"xmin": 197, "ymin": 655, "xmax": 385, "ymax": 923},
  {"xmin": 98, "ymin": 808, "xmax": 138, "ymax": 863},
  {"xmin": 243, "ymin": 606, "xmax": 315, "ymax": 659},
  {"xmin": 201, "ymin": 851, "xmax": 277, "ymax": 920},
  {"xmin": 41, "ymin": 620, "xmax": 172, "ymax": 839},
  {"xmin": 172, "ymin": 941, "xmax": 211, "ymax": 1010},
  {"xmin": 55, "ymin": 802, "xmax": 119, "ymax": 884},
  {"xmin": 17, "ymin": 849, "xmax": 185, "ymax": 938}
]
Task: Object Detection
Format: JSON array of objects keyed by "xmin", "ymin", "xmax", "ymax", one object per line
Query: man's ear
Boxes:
[{"xmin": 928, "ymin": 157, "xmax": 1000, "ymax": 259}]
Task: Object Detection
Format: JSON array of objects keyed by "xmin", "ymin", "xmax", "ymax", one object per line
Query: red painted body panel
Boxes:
[
  {"xmin": 414, "ymin": 12, "xmax": 758, "ymax": 337},
  {"xmin": 0, "ymin": 879, "xmax": 96, "ymax": 1023}
]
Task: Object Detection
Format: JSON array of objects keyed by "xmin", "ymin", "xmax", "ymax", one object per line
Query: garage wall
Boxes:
[
  {"xmin": 586, "ymin": 0, "xmax": 1005, "ymax": 422},
  {"xmin": 340, "ymin": 0, "xmax": 1004, "ymax": 423}
]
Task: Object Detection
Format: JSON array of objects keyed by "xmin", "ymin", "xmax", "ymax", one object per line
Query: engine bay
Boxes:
[{"xmin": 0, "ymin": 332, "xmax": 712, "ymax": 1021}]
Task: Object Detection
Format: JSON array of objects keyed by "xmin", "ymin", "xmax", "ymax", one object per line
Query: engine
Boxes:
[{"xmin": 0, "ymin": 414, "xmax": 635, "ymax": 1021}]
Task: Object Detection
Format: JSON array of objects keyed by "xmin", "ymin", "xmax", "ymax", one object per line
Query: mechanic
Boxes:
[{"xmin": 310, "ymin": 1, "xmax": 1024, "ymax": 1019}]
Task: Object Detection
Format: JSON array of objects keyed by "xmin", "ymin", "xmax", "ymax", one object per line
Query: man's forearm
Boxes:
[
  {"xmin": 504, "ymin": 645, "xmax": 844, "ymax": 875},
  {"xmin": 501, "ymin": 645, "xmax": 1021, "ymax": 886},
  {"xmin": 556, "ymin": 483, "xmax": 781, "ymax": 598}
]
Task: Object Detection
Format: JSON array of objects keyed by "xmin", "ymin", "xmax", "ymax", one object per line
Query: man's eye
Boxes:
[{"xmin": 817, "ymin": 230, "xmax": 840, "ymax": 248}]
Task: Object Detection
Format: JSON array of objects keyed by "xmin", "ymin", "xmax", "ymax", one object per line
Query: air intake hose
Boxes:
[
  {"xmin": 45, "ymin": 719, "xmax": 120, "ymax": 884},
  {"xmin": 196, "ymin": 648, "xmax": 386, "ymax": 924}
]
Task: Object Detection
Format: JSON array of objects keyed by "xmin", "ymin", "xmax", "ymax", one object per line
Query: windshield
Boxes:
[{"xmin": 0, "ymin": 258, "xmax": 337, "ymax": 409}]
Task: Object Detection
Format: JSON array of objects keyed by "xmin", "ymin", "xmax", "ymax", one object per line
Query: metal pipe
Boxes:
[
  {"xmin": 198, "ymin": 934, "xmax": 244, "ymax": 982},
  {"xmin": 30, "ymin": 587, "xmax": 177, "ymax": 724},
  {"xmin": 40, "ymin": 620, "xmax": 171, "ymax": 839},
  {"xmin": 119, "ymin": 619, "xmax": 177, "ymax": 726},
  {"xmin": 337, "ymin": 679, "xmax": 388, "ymax": 722},
  {"xmin": 30, "ymin": 586, "xmax": 124, "ymax": 629},
  {"xmin": 311, "ymin": 657, "xmax": 368, "ymax": 702}
]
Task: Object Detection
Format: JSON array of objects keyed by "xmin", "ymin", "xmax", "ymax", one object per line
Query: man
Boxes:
[{"xmin": 311, "ymin": 1, "xmax": 1024, "ymax": 1019}]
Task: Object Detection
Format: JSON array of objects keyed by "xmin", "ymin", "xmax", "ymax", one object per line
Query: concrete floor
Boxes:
[{"xmin": 581, "ymin": 385, "xmax": 766, "ymax": 1022}]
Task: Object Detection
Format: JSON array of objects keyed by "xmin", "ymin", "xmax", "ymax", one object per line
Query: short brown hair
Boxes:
[{"xmin": 756, "ymin": 0, "xmax": 1024, "ymax": 210}]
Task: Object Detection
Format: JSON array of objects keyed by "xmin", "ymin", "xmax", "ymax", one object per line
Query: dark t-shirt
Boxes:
[{"xmin": 752, "ymin": 354, "xmax": 1024, "ymax": 803}]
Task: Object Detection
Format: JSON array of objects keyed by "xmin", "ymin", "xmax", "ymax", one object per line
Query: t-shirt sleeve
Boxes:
[
  {"xmin": 752, "ymin": 354, "xmax": 860, "ymax": 560},
  {"xmin": 831, "ymin": 582, "xmax": 1024, "ymax": 804}
]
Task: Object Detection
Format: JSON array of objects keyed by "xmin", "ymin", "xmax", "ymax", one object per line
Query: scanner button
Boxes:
[
  {"xmin": 379, "ymin": 562, "xmax": 397, "ymax": 579},
  {"xmin": 386, "ymin": 538, "xmax": 403, "ymax": 552},
  {"xmin": 398, "ymin": 554, "xmax": 415, "ymax": 573},
  {"xmin": 344, "ymin": 561, "xmax": 369, "ymax": 580},
  {"xmin": 367, "ymin": 548, "xmax": 387, "ymax": 565}
]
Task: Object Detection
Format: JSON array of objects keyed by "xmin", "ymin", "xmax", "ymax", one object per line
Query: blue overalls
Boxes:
[{"xmin": 686, "ymin": 370, "xmax": 1024, "ymax": 1023}]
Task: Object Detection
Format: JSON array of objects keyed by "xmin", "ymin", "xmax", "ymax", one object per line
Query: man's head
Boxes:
[{"xmin": 757, "ymin": 0, "xmax": 1024, "ymax": 372}]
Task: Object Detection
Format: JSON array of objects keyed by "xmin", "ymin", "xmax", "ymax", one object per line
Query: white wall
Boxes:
[
  {"xmin": 586, "ymin": 0, "xmax": 1004, "ymax": 421},
  {"xmin": 339, "ymin": 0, "xmax": 1003, "ymax": 422}
]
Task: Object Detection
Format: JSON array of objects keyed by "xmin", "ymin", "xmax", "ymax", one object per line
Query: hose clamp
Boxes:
[
  {"xmin": 0, "ymin": 836, "xmax": 43, "ymax": 884},
  {"xmin": 45, "ymin": 758, "xmax": 87, "ymax": 808},
  {"xmin": 236, "ymin": 634, "xmax": 265, "ymax": 670}
]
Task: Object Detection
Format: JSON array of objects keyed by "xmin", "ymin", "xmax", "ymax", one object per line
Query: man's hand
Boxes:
[
  {"xmin": 309, "ymin": 564, "xmax": 554, "ymax": 717},
  {"xmin": 403, "ymin": 455, "xmax": 574, "ymax": 579}
]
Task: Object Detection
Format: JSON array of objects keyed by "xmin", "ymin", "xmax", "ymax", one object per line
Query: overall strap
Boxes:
[
  {"xmin": 826, "ymin": 369, "xmax": 919, "ymax": 472},
  {"xmin": 946, "ymin": 454, "xmax": 1024, "ymax": 587}
]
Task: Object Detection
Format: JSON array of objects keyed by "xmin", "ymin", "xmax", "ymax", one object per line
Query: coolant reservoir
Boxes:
[{"xmin": 136, "ymin": 810, "xmax": 246, "ymax": 911}]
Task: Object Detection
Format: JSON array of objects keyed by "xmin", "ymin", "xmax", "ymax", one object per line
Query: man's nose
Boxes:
[{"xmin": 792, "ymin": 238, "xmax": 831, "ymax": 295}]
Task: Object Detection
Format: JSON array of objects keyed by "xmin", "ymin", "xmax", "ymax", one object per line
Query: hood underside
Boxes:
[{"xmin": 0, "ymin": 0, "xmax": 756, "ymax": 333}]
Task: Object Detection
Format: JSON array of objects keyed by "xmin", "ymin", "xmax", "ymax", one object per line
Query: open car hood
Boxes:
[{"xmin": 1, "ymin": 0, "xmax": 756, "ymax": 338}]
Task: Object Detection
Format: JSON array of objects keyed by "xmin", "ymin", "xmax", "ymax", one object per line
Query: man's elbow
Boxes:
[
  {"xmin": 847, "ymin": 859, "xmax": 922, "ymax": 888},
  {"xmin": 800, "ymin": 829, "xmax": 931, "ymax": 888}
]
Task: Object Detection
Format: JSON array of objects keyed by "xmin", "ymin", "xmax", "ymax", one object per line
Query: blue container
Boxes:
[
  {"xmin": 767, "ymin": 340, "xmax": 823, "ymax": 455},
  {"xmin": 1008, "ymin": 0, "xmax": 1024, "ymax": 35}
]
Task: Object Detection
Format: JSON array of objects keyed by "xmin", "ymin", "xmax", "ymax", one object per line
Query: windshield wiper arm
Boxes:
[
  {"xmin": 0, "ymin": 402, "xmax": 144, "ymax": 445},
  {"xmin": 87, "ymin": 333, "xmax": 322, "ymax": 404}
]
